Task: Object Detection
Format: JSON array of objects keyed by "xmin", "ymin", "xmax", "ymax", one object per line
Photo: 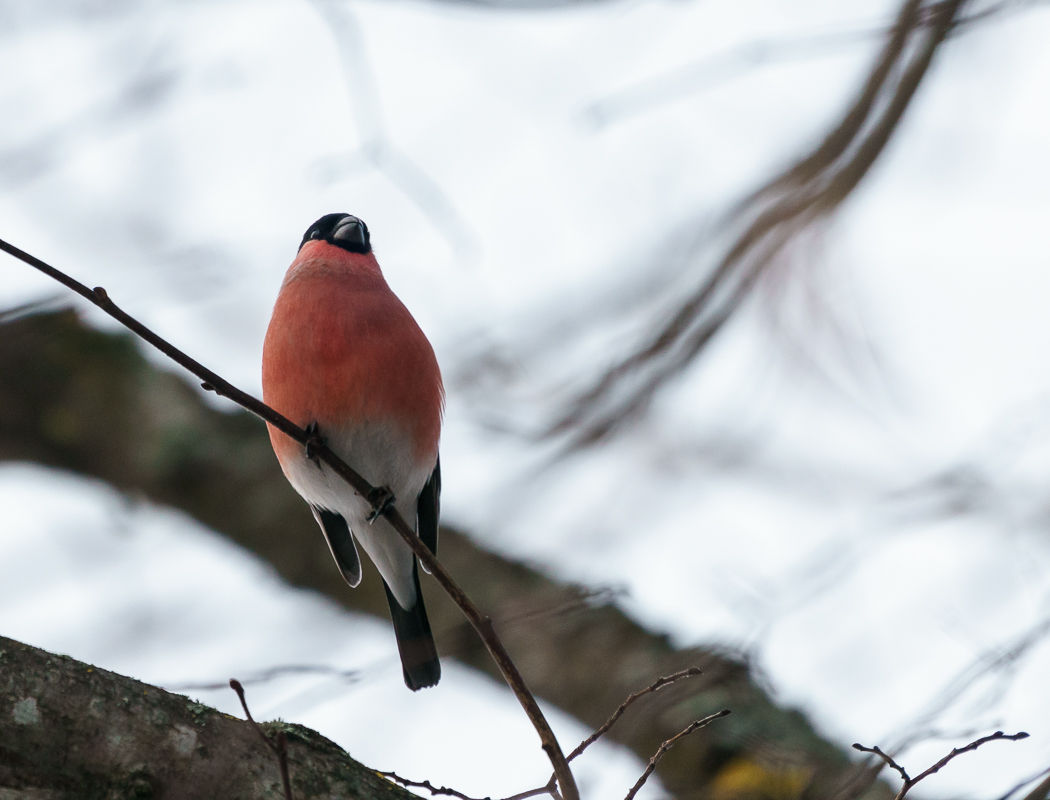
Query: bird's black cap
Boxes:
[{"xmin": 299, "ymin": 213, "xmax": 371, "ymax": 255}]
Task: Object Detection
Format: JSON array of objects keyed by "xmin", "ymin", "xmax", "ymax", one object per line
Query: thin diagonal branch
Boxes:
[
  {"xmin": 378, "ymin": 772, "xmax": 489, "ymax": 800},
  {"xmin": 910, "ymin": 731, "xmax": 1029, "ymax": 789},
  {"xmin": 623, "ymin": 710, "xmax": 731, "ymax": 800},
  {"xmin": 399, "ymin": 667, "xmax": 715, "ymax": 800},
  {"xmin": 0, "ymin": 237, "xmax": 578, "ymax": 800},
  {"xmin": 566, "ymin": 666, "xmax": 704, "ymax": 762},
  {"xmin": 852, "ymin": 743, "xmax": 911, "ymax": 784},
  {"xmin": 230, "ymin": 679, "xmax": 294, "ymax": 800},
  {"xmin": 502, "ymin": 779, "xmax": 558, "ymax": 800},
  {"xmin": 854, "ymin": 730, "xmax": 1029, "ymax": 799}
]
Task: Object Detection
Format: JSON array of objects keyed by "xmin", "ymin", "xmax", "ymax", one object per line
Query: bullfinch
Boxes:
[{"xmin": 262, "ymin": 213, "xmax": 443, "ymax": 690}]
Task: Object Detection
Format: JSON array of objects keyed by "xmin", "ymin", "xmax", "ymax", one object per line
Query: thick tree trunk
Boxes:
[
  {"xmin": 0, "ymin": 635, "xmax": 415, "ymax": 800},
  {"xmin": 0, "ymin": 308, "xmax": 889, "ymax": 799}
]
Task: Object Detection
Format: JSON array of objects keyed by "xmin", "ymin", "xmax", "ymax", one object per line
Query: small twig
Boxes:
[
  {"xmin": 378, "ymin": 769, "xmax": 563, "ymax": 800},
  {"xmin": 910, "ymin": 731, "xmax": 1029, "ymax": 789},
  {"xmin": 375, "ymin": 669, "xmax": 706, "ymax": 800},
  {"xmin": 624, "ymin": 709, "xmax": 731, "ymax": 800},
  {"xmin": 0, "ymin": 238, "xmax": 578, "ymax": 800},
  {"xmin": 507, "ymin": 667, "xmax": 710, "ymax": 800},
  {"xmin": 230, "ymin": 679, "xmax": 293, "ymax": 800},
  {"xmin": 851, "ymin": 743, "xmax": 910, "ymax": 783},
  {"xmin": 276, "ymin": 732, "xmax": 292, "ymax": 800},
  {"xmin": 502, "ymin": 778, "xmax": 558, "ymax": 800},
  {"xmin": 567, "ymin": 666, "xmax": 704, "ymax": 762},
  {"xmin": 378, "ymin": 771, "xmax": 489, "ymax": 800},
  {"xmin": 853, "ymin": 730, "xmax": 1029, "ymax": 799}
]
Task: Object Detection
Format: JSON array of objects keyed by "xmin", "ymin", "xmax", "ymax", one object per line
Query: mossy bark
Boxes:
[{"xmin": 0, "ymin": 635, "xmax": 415, "ymax": 800}]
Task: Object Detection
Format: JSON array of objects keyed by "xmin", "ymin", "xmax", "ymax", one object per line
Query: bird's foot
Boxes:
[
  {"xmin": 304, "ymin": 421, "xmax": 327, "ymax": 466},
  {"xmin": 366, "ymin": 486, "xmax": 396, "ymax": 524}
]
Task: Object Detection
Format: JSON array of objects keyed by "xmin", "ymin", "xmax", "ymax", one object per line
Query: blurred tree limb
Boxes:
[
  {"xmin": 551, "ymin": 0, "xmax": 970, "ymax": 447},
  {"xmin": 0, "ymin": 307, "xmax": 892, "ymax": 799},
  {"xmin": 0, "ymin": 634, "xmax": 416, "ymax": 800}
]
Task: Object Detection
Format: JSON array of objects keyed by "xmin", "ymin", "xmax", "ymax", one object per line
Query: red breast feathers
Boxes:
[{"xmin": 262, "ymin": 240, "xmax": 443, "ymax": 470}]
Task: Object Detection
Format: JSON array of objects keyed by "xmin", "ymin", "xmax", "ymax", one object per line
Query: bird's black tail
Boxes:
[{"xmin": 383, "ymin": 564, "xmax": 441, "ymax": 690}]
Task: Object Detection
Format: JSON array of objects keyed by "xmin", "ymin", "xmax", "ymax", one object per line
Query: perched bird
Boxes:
[{"xmin": 262, "ymin": 213, "xmax": 443, "ymax": 690}]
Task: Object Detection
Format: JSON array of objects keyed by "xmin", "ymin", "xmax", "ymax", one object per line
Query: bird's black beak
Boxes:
[
  {"xmin": 331, "ymin": 216, "xmax": 370, "ymax": 253},
  {"xmin": 299, "ymin": 213, "xmax": 372, "ymax": 255}
]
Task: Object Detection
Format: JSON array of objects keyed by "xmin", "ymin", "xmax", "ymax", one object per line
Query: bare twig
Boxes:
[
  {"xmin": 378, "ymin": 770, "xmax": 561, "ymax": 800},
  {"xmin": 877, "ymin": 611, "xmax": 1050, "ymax": 755},
  {"xmin": 378, "ymin": 772, "xmax": 489, "ymax": 800},
  {"xmin": 0, "ymin": 237, "xmax": 579, "ymax": 800},
  {"xmin": 390, "ymin": 667, "xmax": 714, "ymax": 800},
  {"xmin": 851, "ymin": 743, "xmax": 911, "ymax": 784},
  {"xmin": 510, "ymin": 667, "xmax": 709, "ymax": 800},
  {"xmin": 567, "ymin": 666, "xmax": 704, "ymax": 762},
  {"xmin": 276, "ymin": 732, "xmax": 292, "ymax": 797},
  {"xmin": 230, "ymin": 678, "xmax": 294, "ymax": 800},
  {"xmin": 502, "ymin": 779, "xmax": 558, "ymax": 800},
  {"xmin": 853, "ymin": 730, "xmax": 1030, "ymax": 799},
  {"xmin": 910, "ymin": 732, "xmax": 1030, "ymax": 788},
  {"xmin": 624, "ymin": 709, "xmax": 731, "ymax": 800}
]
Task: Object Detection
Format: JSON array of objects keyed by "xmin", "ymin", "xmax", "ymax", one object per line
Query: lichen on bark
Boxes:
[{"xmin": 0, "ymin": 636, "xmax": 414, "ymax": 800}]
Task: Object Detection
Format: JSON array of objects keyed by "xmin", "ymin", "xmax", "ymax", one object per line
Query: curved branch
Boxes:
[
  {"xmin": 0, "ymin": 237, "xmax": 579, "ymax": 800},
  {"xmin": 853, "ymin": 731, "xmax": 1030, "ymax": 799}
]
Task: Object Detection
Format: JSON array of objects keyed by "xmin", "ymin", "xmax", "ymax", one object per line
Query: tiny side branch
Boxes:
[
  {"xmin": 853, "ymin": 730, "xmax": 1029, "ymax": 800},
  {"xmin": 0, "ymin": 237, "xmax": 578, "ymax": 800},
  {"xmin": 231, "ymin": 679, "xmax": 294, "ymax": 800},
  {"xmin": 381, "ymin": 667, "xmax": 729, "ymax": 800}
]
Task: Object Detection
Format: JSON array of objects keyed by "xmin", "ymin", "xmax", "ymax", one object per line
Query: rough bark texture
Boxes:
[
  {"xmin": 0, "ymin": 635, "xmax": 416, "ymax": 800},
  {"xmin": 0, "ymin": 308, "xmax": 889, "ymax": 799}
]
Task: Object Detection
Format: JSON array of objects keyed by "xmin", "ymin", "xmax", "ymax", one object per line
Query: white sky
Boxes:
[{"xmin": 3, "ymin": 0, "xmax": 1050, "ymax": 796}]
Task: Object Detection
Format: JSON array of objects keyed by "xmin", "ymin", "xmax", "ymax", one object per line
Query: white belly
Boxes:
[{"xmin": 280, "ymin": 420, "xmax": 435, "ymax": 609}]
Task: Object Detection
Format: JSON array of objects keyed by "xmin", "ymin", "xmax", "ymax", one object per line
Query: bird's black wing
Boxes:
[
  {"xmin": 417, "ymin": 457, "xmax": 440, "ymax": 561},
  {"xmin": 311, "ymin": 507, "xmax": 362, "ymax": 587}
]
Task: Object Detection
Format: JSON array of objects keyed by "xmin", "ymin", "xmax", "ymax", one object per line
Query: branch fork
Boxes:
[
  {"xmin": 853, "ymin": 730, "xmax": 1029, "ymax": 799},
  {"xmin": 382, "ymin": 667, "xmax": 729, "ymax": 800}
]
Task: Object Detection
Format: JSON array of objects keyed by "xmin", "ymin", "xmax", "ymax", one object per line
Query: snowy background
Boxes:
[{"xmin": 3, "ymin": 0, "xmax": 1050, "ymax": 796}]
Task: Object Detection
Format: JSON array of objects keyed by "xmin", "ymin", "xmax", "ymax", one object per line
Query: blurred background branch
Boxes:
[{"xmin": 548, "ymin": 0, "xmax": 969, "ymax": 448}]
